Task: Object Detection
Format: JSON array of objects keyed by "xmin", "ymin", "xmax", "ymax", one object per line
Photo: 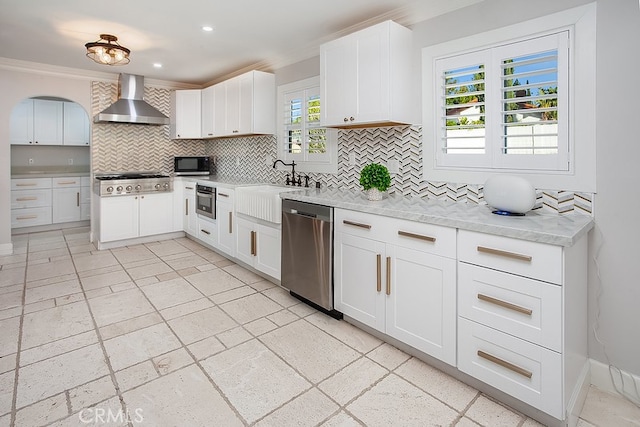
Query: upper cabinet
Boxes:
[
  {"xmin": 320, "ymin": 20, "xmax": 414, "ymax": 128},
  {"xmin": 170, "ymin": 89, "xmax": 202, "ymax": 139},
  {"xmin": 213, "ymin": 70, "xmax": 275, "ymax": 138},
  {"xmin": 173, "ymin": 70, "xmax": 275, "ymax": 140},
  {"xmin": 10, "ymin": 98, "xmax": 90, "ymax": 146},
  {"xmin": 63, "ymin": 102, "xmax": 90, "ymax": 145}
]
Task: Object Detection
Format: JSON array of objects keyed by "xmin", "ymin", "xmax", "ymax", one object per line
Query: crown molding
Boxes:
[{"xmin": 0, "ymin": 57, "xmax": 199, "ymax": 90}]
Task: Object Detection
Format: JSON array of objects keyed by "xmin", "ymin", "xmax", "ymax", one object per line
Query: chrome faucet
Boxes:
[{"xmin": 273, "ymin": 159, "xmax": 298, "ymax": 186}]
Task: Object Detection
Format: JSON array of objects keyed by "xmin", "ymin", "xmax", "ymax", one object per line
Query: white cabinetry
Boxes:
[
  {"xmin": 216, "ymin": 187, "xmax": 235, "ymax": 257},
  {"xmin": 197, "ymin": 216, "xmax": 217, "ymax": 248},
  {"xmin": 80, "ymin": 177, "xmax": 91, "ymax": 220},
  {"xmin": 334, "ymin": 209, "xmax": 457, "ymax": 364},
  {"xmin": 170, "ymin": 90, "xmax": 202, "ymax": 139},
  {"xmin": 201, "ymin": 85, "xmax": 216, "ymax": 138},
  {"xmin": 320, "ymin": 20, "xmax": 413, "ymax": 128},
  {"xmin": 236, "ymin": 215, "xmax": 281, "ymax": 280},
  {"xmin": 10, "ymin": 99, "xmax": 64, "ymax": 145},
  {"xmin": 182, "ymin": 182, "xmax": 198, "ymax": 236},
  {"xmin": 211, "ymin": 70, "xmax": 275, "ymax": 138},
  {"xmin": 456, "ymin": 230, "xmax": 587, "ymax": 420},
  {"xmin": 10, "ymin": 178, "xmax": 53, "ymax": 228},
  {"xmin": 63, "ymin": 102, "xmax": 90, "ymax": 145},
  {"xmin": 52, "ymin": 177, "xmax": 82, "ymax": 223},
  {"xmin": 98, "ymin": 193, "xmax": 173, "ymax": 243}
]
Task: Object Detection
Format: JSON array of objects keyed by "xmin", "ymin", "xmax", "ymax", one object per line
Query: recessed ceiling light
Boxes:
[
  {"xmin": 153, "ymin": 63, "xmax": 162, "ymax": 68},
  {"xmin": 202, "ymin": 26, "xmax": 214, "ymax": 32}
]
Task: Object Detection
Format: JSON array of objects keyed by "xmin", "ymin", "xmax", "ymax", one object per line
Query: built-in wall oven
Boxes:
[{"xmin": 196, "ymin": 183, "xmax": 216, "ymax": 219}]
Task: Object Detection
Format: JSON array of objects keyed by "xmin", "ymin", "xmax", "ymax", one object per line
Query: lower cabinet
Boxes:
[
  {"xmin": 236, "ymin": 214, "xmax": 281, "ymax": 280},
  {"xmin": 99, "ymin": 193, "xmax": 173, "ymax": 243},
  {"xmin": 334, "ymin": 208, "xmax": 457, "ymax": 365},
  {"xmin": 197, "ymin": 216, "xmax": 217, "ymax": 247},
  {"xmin": 52, "ymin": 177, "xmax": 82, "ymax": 223},
  {"xmin": 216, "ymin": 187, "xmax": 235, "ymax": 257},
  {"xmin": 183, "ymin": 183, "xmax": 198, "ymax": 236}
]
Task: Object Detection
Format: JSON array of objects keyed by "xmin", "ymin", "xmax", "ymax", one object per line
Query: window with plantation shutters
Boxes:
[
  {"xmin": 278, "ymin": 77, "xmax": 337, "ymax": 173},
  {"xmin": 434, "ymin": 31, "xmax": 569, "ymax": 172}
]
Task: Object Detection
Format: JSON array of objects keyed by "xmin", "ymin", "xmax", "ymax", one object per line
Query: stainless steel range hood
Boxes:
[{"xmin": 94, "ymin": 73, "xmax": 169, "ymax": 125}]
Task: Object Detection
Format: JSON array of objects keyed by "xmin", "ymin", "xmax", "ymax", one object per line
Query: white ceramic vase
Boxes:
[{"xmin": 365, "ymin": 188, "xmax": 384, "ymax": 201}]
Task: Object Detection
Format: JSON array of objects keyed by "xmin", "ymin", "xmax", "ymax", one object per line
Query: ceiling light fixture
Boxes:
[
  {"xmin": 202, "ymin": 26, "xmax": 214, "ymax": 32},
  {"xmin": 85, "ymin": 34, "xmax": 130, "ymax": 66}
]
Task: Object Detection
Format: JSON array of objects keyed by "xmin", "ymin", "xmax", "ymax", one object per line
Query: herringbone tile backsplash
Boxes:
[{"xmin": 92, "ymin": 83, "xmax": 593, "ymax": 216}]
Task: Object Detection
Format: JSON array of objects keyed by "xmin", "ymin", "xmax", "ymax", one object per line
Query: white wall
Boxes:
[
  {"xmin": 0, "ymin": 68, "xmax": 92, "ymax": 252},
  {"xmin": 412, "ymin": 0, "xmax": 640, "ymax": 379}
]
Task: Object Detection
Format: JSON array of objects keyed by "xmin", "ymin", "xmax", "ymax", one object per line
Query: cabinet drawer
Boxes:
[
  {"xmin": 216, "ymin": 188, "xmax": 234, "ymax": 202},
  {"xmin": 11, "ymin": 189, "xmax": 51, "ymax": 209},
  {"xmin": 458, "ymin": 318, "xmax": 562, "ymax": 418},
  {"xmin": 458, "ymin": 230, "xmax": 562, "ymax": 284},
  {"xmin": 53, "ymin": 177, "xmax": 81, "ymax": 187},
  {"xmin": 11, "ymin": 207, "xmax": 52, "ymax": 228},
  {"xmin": 458, "ymin": 263, "xmax": 561, "ymax": 351},
  {"xmin": 335, "ymin": 209, "xmax": 387, "ymax": 238},
  {"xmin": 11, "ymin": 178, "xmax": 52, "ymax": 190},
  {"xmin": 390, "ymin": 218, "xmax": 456, "ymax": 258}
]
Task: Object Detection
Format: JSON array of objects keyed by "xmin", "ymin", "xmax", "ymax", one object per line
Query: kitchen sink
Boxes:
[{"xmin": 235, "ymin": 184, "xmax": 300, "ymax": 223}]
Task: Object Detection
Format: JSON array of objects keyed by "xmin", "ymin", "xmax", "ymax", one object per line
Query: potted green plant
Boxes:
[{"xmin": 359, "ymin": 163, "xmax": 391, "ymax": 201}]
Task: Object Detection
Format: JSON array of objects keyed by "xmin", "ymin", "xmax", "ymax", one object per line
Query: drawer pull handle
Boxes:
[
  {"xmin": 17, "ymin": 215, "xmax": 38, "ymax": 220},
  {"xmin": 218, "ymin": 193, "xmax": 229, "ymax": 198},
  {"xmin": 477, "ymin": 246, "xmax": 532, "ymax": 263},
  {"xmin": 16, "ymin": 183, "xmax": 37, "ymax": 187},
  {"xmin": 376, "ymin": 254, "xmax": 381, "ymax": 292},
  {"xmin": 185, "ymin": 186, "xmax": 194, "ymax": 190},
  {"xmin": 76, "ymin": 192, "xmax": 80, "ymax": 207},
  {"xmin": 16, "ymin": 197, "xmax": 38, "ymax": 201},
  {"xmin": 398, "ymin": 230, "xmax": 436, "ymax": 243},
  {"xmin": 58, "ymin": 181, "xmax": 77, "ymax": 185},
  {"xmin": 229, "ymin": 212, "xmax": 233, "ymax": 234},
  {"xmin": 477, "ymin": 350, "xmax": 533, "ymax": 379},
  {"xmin": 250, "ymin": 231, "xmax": 256, "ymax": 256},
  {"xmin": 201, "ymin": 229, "xmax": 210, "ymax": 235},
  {"xmin": 477, "ymin": 294, "xmax": 533, "ymax": 316},
  {"xmin": 386, "ymin": 257, "xmax": 391, "ymax": 295},
  {"xmin": 185, "ymin": 199, "xmax": 189, "ymax": 215},
  {"xmin": 343, "ymin": 220, "xmax": 371, "ymax": 230}
]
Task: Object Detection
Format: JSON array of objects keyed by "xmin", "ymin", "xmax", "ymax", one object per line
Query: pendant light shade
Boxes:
[{"xmin": 85, "ymin": 34, "xmax": 130, "ymax": 66}]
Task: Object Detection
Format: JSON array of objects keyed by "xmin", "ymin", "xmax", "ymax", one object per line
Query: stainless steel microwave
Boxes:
[{"xmin": 174, "ymin": 156, "xmax": 211, "ymax": 175}]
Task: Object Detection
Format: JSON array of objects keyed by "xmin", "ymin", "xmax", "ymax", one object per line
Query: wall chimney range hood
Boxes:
[{"xmin": 94, "ymin": 73, "xmax": 169, "ymax": 125}]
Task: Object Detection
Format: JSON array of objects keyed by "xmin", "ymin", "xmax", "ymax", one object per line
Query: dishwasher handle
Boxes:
[{"xmin": 286, "ymin": 209, "xmax": 317, "ymax": 219}]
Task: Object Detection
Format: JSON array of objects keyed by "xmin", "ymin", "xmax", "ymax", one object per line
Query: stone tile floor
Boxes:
[{"xmin": 1, "ymin": 227, "xmax": 639, "ymax": 426}]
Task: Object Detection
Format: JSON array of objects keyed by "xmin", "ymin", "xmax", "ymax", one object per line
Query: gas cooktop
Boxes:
[
  {"xmin": 94, "ymin": 172, "xmax": 172, "ymax": 196},
  {"xmin": 95, "ymin": 172, "xmax": 169, "ymax": 180}
]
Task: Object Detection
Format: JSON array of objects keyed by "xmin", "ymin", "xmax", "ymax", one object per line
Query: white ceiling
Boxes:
[{"xmin": 0, "ymin": 0, "xmax": 481, "ymax": 86}]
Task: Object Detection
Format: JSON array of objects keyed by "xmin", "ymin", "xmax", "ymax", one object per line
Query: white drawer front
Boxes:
[
  {"xmin": 390, "ymin": 217, "xmax": 456, "ymax": 258},
  {"xmin": 81, "ymin": 176, "xmax": 91, "ymax": 187},
  {"xmin": 216, "ymin": 188, "xmax": 234, "ymax": 202},
  {"xmin": 11, "ymin": 207, "xmax": 52, "ymax": 228},
  {"xmin": 458, "ymin": 263, "xmax": 562, "ymax": 352},
  {"xmin": 53, "ymin": 177, "xmax": 81, "ymax": 187},
  {"xmin": 11, "ymin": 189, "xmax": 51, "ymax": 209},
  {"xmin": 458, "ymin": 230, "xmax": 562, "ymax": 284},
  {"xmin": 335, "ymin": 209, "xmax": 386, "ymax": 239},
  {"xmin": 11, "ymin": 178, "xmax": 52, "ymax": 190},
  {"xmin": 458, "ymin": 318, "xmax": 562, "ymax": 418}
]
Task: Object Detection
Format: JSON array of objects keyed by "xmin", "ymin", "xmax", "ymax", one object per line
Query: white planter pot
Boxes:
[{"xmin": 365, "ymin": 188, "xmax": 384, "ymax": 201}]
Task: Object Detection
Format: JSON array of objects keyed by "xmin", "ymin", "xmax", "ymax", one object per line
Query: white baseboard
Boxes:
[
  {"xmin": 0, "ymin": 242, "xmax": 13, "ymax": 255},
  {"xmin": 590, "ymin": 359, "xmax": 640, "ymax": 400}
]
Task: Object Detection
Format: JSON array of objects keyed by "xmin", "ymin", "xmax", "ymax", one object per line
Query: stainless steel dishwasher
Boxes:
[{"xmin": 281, "ymin": 199, "xmax": 341, "ymax": 318}]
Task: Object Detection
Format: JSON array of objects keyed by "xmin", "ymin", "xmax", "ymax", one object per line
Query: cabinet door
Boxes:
[
  {"xmin": 63, "ymin": 102, "xmax": 90, "ymax": 145},
  {"xmin": 183, "ymin": 185, "xmax": 198, "ymax": 236},
  {"xmin": 225, "ymin": 76, "xmax": 241, "ymax": 135},
  {"xmin": 217, "ymin": 199, "xmax": 235, "ymax": 257},
  {"xmin": 213, "ymin": 83, "xmax": 227, "ymax": 136},
  {"xmin": 52, "ymin": 187, "xmax": 81, "ymax": 223},
  {"xmin": 334, "ymin": 231, "xmax": 386, "ymax": 331},
  {"xmin": 386, "ymin": 244, "xmax": 457, "ymax": 365},
  {"xmin": 100, "ymin": 196, "xmax": 139, "ymax": 242},
  {"xmin": 139, "ymin": 193, "xmax": 173, "ymax": 237},
  {"xmin": 352, "ymin": 24, "xmax": 389, "ymax": 125},
  {"xmin": 255, "ymin": 223, "xmax": 281, "ymax": 280},
  {"xmin": 171, "ymin": 90, "xmax": 202, "ymax": 139},
  {"xmin": 10, "ymin": 99, "xmax": 34, "ymax": 145},
  {"xmin": 321, "ymin": 37, "xmax": 357, "ymax": 126},
  {"xmin": 201, "ymin": 85, "xmax": 216, "ymax": 138},
  {"xmin": 235, "ymin": 215, "xmax": 255, "ymax": 266},
  {"xmin": 33, "ymin": 99, "xmax": 64, "ymax": 145},
  {"xmin": 238, "ymin": 72, "xmax": 253, "ymax": 134}
]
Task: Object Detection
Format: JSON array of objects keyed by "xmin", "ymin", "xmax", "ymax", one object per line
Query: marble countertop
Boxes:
[
  {"xmin": 173, "ymin": 175, "xmax": 279, "ymax": 189},
  {"xmin": 280, "ymin": 188, "xmax": 594, "ymax": 247}
]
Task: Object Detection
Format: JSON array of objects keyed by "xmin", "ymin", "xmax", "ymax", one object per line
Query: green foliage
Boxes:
[{"xmin": 359, "ymin": 163, "xmax": 391, "ymax": 192}]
